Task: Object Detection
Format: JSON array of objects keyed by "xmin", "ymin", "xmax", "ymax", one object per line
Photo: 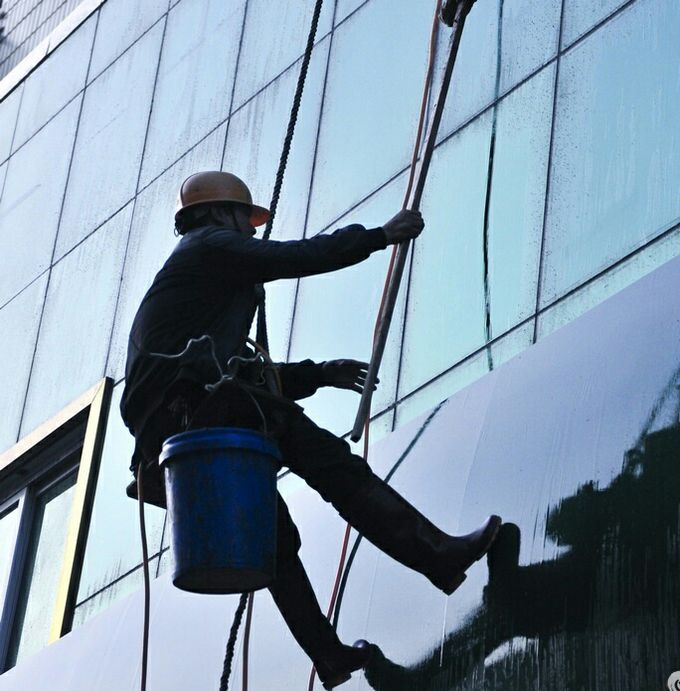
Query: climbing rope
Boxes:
[
  {"xmin": 307, "ymin": 1, "xmax": 445, "ymax": 689},
  {"xmin": 219, "ymin": 593, "xmax": 250, "ymax": 691},
  {"xmin": 256, "ymin": 0, "xmax": 326, "ymax": 353},
  {"xmin": 216, "ymin": 4, "xmax": 327, "ymax": 687}
]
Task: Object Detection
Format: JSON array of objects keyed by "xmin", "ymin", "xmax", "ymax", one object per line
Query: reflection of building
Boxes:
[
  {"xmin": 363, "ymin": 422, "xmax": 680, "ymax": 690},
  {"xmin": 0, "ymin": 0, "xmax": 679, "ymax": 688}
]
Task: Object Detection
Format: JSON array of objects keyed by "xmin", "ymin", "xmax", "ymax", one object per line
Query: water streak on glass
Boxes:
[
  {"xmin": 224, "ymin": 41, "xmax": 331, "ymax": 363},
  {"xmin": 20, "ymin": 205, "xmax": 132, "ymax": 437},
  {"xmin": 307, "ymin": 0, "xmax": 433, "ymax": 231},
  {"xmin": 541, "ymin": 0, "xmax": 680, "ymax": 305},
  {"xmin": 106, "ymin": 125, "xmax": 226, "ymax": 381},
  {"xmin": 88, "ymin": 0, "xmax": 168, "ymax": 79},
  {"xmin": 76, "ymin": 383, "xmax": 165, "ymax": 605},
  {"xmin": 0, "ymin": 275, "xmax": 48, "ymax": 454},
  {"xmin": 289, "ymin": 174, "xmax": 408, "ymax": 436},
  {"xmin": 487, "ymin": 65, "xmax": 554, "ymax": 336},
  {"xmin": 0, "ymin": 97, "xmax": 81, "ymax": 305},
  {"xmin": 436, "ymin": 0, "xmax": 499, "ymax": 141},
  {"xmin": 561, "ymin": 0, "xmax": 628, "ymax": 47},
  {"xmin": 0, "ymin": 84, "xmax": 23, "ymax": 164},
  {"xmin": 56, "ymin": 23, "xmax": 164, "ymax": 257},
  {"xmin": 12, "ymin": 15, "xmax": 96, "ymax": 149},
  {"xmin": 230, "ymin": 0, "xmax": 334, "ymax": 109},
  {"xmin": 7, "ymin": 471, "xmax": 77, "ymax": 668},
  {"xmin": 138, "ymin": 0, "xmax": 246, "ymax": 189},
  {"xmin": 400, "ymin": 113, "xmax": 492, "ymax": 398},
  {"xmin": 498, "ymin": 0, "xmax": 560, "ymax": 94}
]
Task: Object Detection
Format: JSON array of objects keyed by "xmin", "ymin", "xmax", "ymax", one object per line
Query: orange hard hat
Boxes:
[{"xmin": 175, "ymin": 171, "xmax": 270, "ymax": 226}]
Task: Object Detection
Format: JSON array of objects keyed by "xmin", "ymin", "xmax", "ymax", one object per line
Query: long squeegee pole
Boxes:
[{"xmin": 351, "ymin": 2, "xmax": 474, "ymax": 442}]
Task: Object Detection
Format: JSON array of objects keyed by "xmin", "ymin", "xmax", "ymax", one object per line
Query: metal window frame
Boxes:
[{"xmin": 0, "ymin": 377, "xmax": 112, "ymax": 672}]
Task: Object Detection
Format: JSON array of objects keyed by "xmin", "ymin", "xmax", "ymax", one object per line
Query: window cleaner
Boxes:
[{"xmin": 121, "ymin": 0, "xmax": 493, "ymax": 689}]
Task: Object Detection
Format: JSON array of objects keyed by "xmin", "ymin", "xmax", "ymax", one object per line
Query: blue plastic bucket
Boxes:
[{"xmin": 159, "ymin": 427, "xmax": 280, "ymax": 594}]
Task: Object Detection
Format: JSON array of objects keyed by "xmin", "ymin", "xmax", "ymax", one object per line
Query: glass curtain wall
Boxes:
[{"xmin": 0, "ymin": 0, "xmax": 678, "ymax": 628}]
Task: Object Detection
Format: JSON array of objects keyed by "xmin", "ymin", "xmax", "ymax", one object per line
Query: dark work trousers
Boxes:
[{"xmin": 139, "ymin": 383, "xmax": 456, "ymax": 663}]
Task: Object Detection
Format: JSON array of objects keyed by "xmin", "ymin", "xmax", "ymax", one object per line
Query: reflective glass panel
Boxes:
[
  {"xmin": 333, "ymin": 254, "xmax": 680, "ymax": 688},
  {"xmin": 562, "ymin": 0, "xmax": 628, "ymax": 46},
  {"xmin": 499, "ymin": 0, "xmax": 560, "ymax": 93},
  {"xmin": 395, "ymin": 322, "xmax": 533, "ymax": 429},
  {"xmin": 399, "ymin": 113, "xmax": 493, "ymax": 398},
  {"xmin": 0, "ymin": 84, "xmax": 22, "ymax": 164},
  {"xmin": 138, "ymin": 0, "xmax": 246, "ymax": 189},
  {"xmin": 488, "ymin": 65, "xmax": 554, "ymax": 336},
  {"xmin": 224, "ymin": 42, "xmax": 330, "ymax": 361},
  {"xmin": 56, "ymin": 23, "xmax": 164, "ymax": 257},
  {"xmin": 0, "ymin": 97, "xmax": 80, "ymax": 306},
  {"xmin": 76, "ymin": 383, "xmax": 165, "ymax": 603},
  {"xmin": 436, "ymin": 0, "xmax": 499, "ymax": 141},
  {"xmin": 537, "ymin": 228, "xmax": 680, "ymax": 340},
  {"xmin": 89, "ymin": 0, "xmax": 168, "ymax": 79},
  {"xmin": 541, "ymin": 0, "xmax": 680, "ymax": 305},
  {"xmin": 0, "ymin": 504, "xmax": 20, "ymax": 603},
  {"xmin": 0, "ymin": 275, "xmax": 47, "ymax": 454},
  {"xmin": 288, "ymin": 174, "xmax": 407, "ymax": 436},
  {"xmin": 307, "ymin": 0, "xmax": 434, "ymax": 231},
  {"xmin": 21, "ymin": 205, "xmax": 132, "ymax": 437},
  {"xmin": 7, "ymin": 470, "xmax": 77, "ymax": 668},
  {"xmin": 12, "ymin": 15, "xmax": 96, "ymax": 149},
  {"xmin": 72, "ymin": 557, "xmax": 158, "ymax": 630},
  {"xmin": 231, "ymin": 0, "xmax": 333, "ymax": 108},
  {"xmin": 107, "ymin": 125, "xmax": 226, "ymax": 382}
]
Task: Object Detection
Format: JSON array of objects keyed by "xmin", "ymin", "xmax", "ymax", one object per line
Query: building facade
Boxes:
[{"xmin": 0, "ymin": 0, "xmax": 678, "ymax": 688}]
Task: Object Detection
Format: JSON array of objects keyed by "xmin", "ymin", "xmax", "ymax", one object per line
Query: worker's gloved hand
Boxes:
[
  {"xmin": 321, "ymin": 360, "xmax": 379, "ymax": 394},
  {"xmin": 382, "ymin": 209, "xmax": 424, "ymax": 244}
]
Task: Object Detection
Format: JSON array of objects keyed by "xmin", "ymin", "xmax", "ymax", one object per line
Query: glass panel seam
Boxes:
[
  {"xmin": 0, "ymin": 84, "xmax": 24, "ymax": 187},
  {"xmin": 396, "ymin": 316, "xmax": 534, "ymax": 411},
  {"xmin": 86, "ymin": 12, "xmax": 167, "ymax": 86},
  {"xmin": 285, "ymin": 0, "xmax": 339, "ymax": 364},
  {"xmin": 537, "ymin": 218, "xmax": 680, "ymax": 325},
  {"xmin": 395, "ymin": 217, "xmax": 680, "ymax": 411},
  {"xmin": 312, "ymin": 58, "xmax": 560, "ymax": 242},
  {"xmin": 480, "ymin": 0, "xmax": 505, "ymax": 368},
  {"xmin": 560, "ymin": 0, "xmax": 640, "ymax": 54},
  {"xmin": 219, "ymin": 0, "xmax": 251, "ymax": 170},
  {"xmin": 1, "ymin": 88, "xmax": 80, "ymax": 169},
  {"xmin": 73, "ymin": 547, "xmax": 166, "ymax": 609},
  {"xmin": 102, "ymin": 13, "xmax": 170, "ymax": 376},
  {"xmin": 531, "ymin": 0, "xmax": 565, "ymax": 343},
  {"xmin": 14, "ymin": 8, "xmax": 102, "ymax": 444}
]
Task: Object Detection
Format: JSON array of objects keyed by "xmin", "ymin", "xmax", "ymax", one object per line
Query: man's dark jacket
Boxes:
[{"xmin": 120, "ymin": 223, "xmax": 387, "ymax": 458}]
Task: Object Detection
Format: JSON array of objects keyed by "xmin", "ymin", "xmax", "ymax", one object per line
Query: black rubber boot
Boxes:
[
  {"xmin": 268, "ymin": 555, "xmax": 370, "ymax": 688},
  {"xmin": 337, "ymin": 481, "xmax": 502, "ymax": 595},
  {"xmin": 315, "ymin": 640, "xmax": 373, "ymax": 690}
]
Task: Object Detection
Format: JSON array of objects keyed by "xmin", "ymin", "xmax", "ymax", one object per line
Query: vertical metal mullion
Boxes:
[{"xmin": 0, "ymin": 488, "xmax": 34, "ymax": 673}]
